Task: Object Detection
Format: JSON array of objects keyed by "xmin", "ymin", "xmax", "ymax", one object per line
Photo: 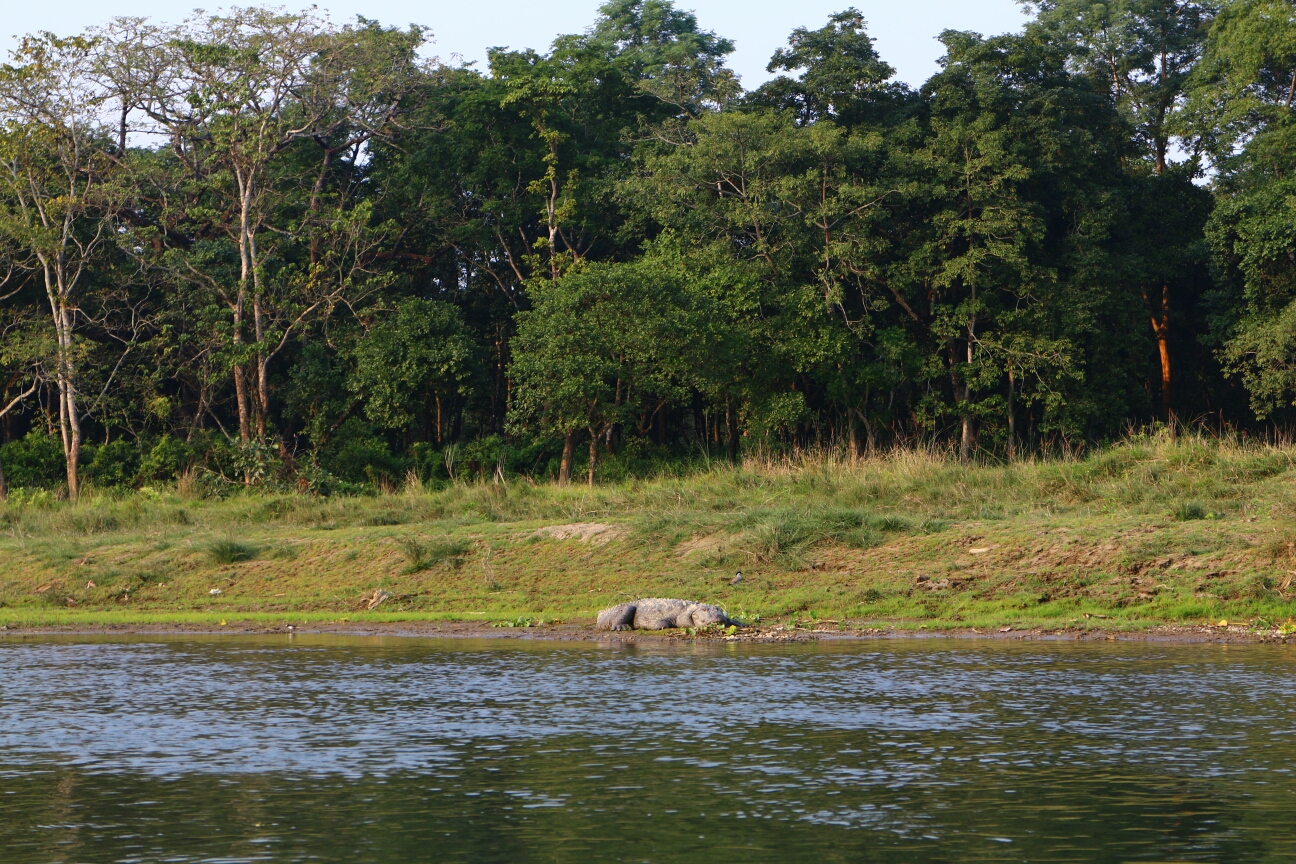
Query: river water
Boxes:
[{"xmin": 1, "ymin": 634, "xmax": 1294, "ymax": 862}]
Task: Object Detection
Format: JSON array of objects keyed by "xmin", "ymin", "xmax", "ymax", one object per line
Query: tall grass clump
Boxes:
[
  {"xmin": 207, "ymin": 538, "xmax": 258, "ymax": 564},
  {"xmin": 397, "ymin": 536, "xmax": 470, "ymax": 573}
]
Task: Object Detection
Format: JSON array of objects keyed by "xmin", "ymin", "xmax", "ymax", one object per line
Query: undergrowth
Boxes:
[{"xmin": 3, "ymin": 431, "xmax": 1296, "ymax": 629}]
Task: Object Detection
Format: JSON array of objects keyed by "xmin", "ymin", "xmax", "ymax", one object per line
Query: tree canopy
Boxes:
[{"xmin": 0, "ymin": 0, "xmax": 1288, "ymax": 493}]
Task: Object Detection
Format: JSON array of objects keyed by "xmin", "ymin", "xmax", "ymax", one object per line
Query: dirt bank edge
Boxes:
[{"xmin": 2, "ymin": 619, "xmax": 1293, "ymax": 644}]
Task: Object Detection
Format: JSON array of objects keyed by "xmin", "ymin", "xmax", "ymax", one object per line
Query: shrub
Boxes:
[
  {"xmin": 320, "ymin": 418, "xmax": 406, "ymax": 485},
  {"xmin": 0, "ymin": 431, "xmax": 65, "ymax": 488},
  {"xmin": 85, "ymin": 440, "xmax": 139, "ymax": 488},
  {"xmin": 138, "ymin": 435, "xmax": 195, "ymax": 483}
]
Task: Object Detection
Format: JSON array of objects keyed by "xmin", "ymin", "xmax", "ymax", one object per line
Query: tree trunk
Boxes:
[
  {"xmin": 959, "ymin": 410, "xmax": 973, "ymax": 463},
  {"xmin": 251, "ymin": 230, "xmax": 269, "ymax": 440},
  {"xmin": 44, "ymin": 266, "xmax": 81, "ymax": 500},
  {"xmin": 308, "ymin": 148, "xmax": 333, "ymax": 266},
  {"xmin": 1144, "ymin": 285, "xmax": 1172, "ymax": 424},
  {"xmin": 855, "ymin": 408, "xmax": 876, "ymax": 456},
  {"xmin": 248, "ymin": 226, "xmax": 269, "ymax": 440},
  {"xmin": 234, "ymin": 170, "xmax": 253, "ymax": 453},
  {"xmin": 558, "ymin": 429, "xmax": 575, "ymax": 485},
  {"xmin": 726, "ymin": 401, "xmax": 740, "ymax": 462},
  {"xmin": 1007, "ymin": 363, "xmax": 1017, "ymax": 461},
  {"xmin": 959, "ymin": 308, "xmax": 977, "ymax": 463},
  {"xmin": 587, "ymin": 426, "xmax": 598, "ymax": 487},
  {"xmin": 256, "ymin": 352, "xmax": 269, "ymax": 440},
  {"xmin": 57, "ymin": 360, "xmax": 81, "ymax": 501},
  {"xmin": 233, "ymin": 363, "xmax": 251, "ymax": 444}
]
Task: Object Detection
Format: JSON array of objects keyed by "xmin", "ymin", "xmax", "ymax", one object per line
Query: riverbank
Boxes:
[
  {"xmin": 3, "ymin": 617, "xmax": 1294, "ymax": 644},
  {"xmin": 4, "ymin": 434, "xmax": 1296, "ymax": 634}
]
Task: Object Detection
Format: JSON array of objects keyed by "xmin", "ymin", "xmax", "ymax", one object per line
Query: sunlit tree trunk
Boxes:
[
  {"xmin": 1007, "ymin": 362, "xmax": 1017, "ymax": 461},
  {"xmin": 40, "ymin": 261, "xmax": 81, "ymax": 499},
  {"xmin": 558, "ymin": 430, "xmax": 575, "ymax": 485},
  {"xmin": 251, "ymin": 235, "xmax": 269, "ymax": 440},
  {"xmin": 1145, "ymin": 284, "xmax": 1172, "ymax": 424},
  {"xmin": 960, "ymin": 299, "xmax": 979, "ymax": 462},
  {"xmin": 234, "ymin": 168, "xmax": 253, "ymax": 449}
]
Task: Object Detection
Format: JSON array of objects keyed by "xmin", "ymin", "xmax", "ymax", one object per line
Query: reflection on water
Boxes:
[{"xmin": 1, "ymin": 634, "xmax": 1294, "ymax": 862}]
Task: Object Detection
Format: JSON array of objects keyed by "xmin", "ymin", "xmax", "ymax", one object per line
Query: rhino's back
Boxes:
[{"xmin": 631, "ymin": 598, "xmax": 692, "ymax": 627}]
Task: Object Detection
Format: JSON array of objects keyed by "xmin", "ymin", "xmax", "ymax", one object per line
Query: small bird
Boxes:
[{"xmin": 730, "ymin": 570, "xmax": 743, "ymax": 586}]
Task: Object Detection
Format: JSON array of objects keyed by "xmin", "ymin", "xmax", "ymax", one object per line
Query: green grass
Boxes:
[{"xmin": 4, "ymin": 431, "xmax": 1296, "ymax": 631}]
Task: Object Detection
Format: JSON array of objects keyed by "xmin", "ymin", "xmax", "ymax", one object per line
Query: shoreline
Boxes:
[{"xmin": 3, "ymin": 619, "xmax": 1293, "ymax": 645}]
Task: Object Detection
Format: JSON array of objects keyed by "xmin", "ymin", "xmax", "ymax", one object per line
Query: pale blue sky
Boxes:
[{"xmin": 3, "ymin": 1, "xmax": 1028, "ymax": 88}]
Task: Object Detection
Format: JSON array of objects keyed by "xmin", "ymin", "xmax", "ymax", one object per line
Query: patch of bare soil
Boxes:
[{"xmin": 677, "ymin": 534, "xmax": 727, "ymax": 556}]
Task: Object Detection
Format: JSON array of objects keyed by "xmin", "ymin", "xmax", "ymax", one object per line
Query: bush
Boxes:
[
  {"xmin": 0, "ymin": 431, "xmax": 65, "ymax": 488},
  {"xmin": 320, "ymin": 418, "xmax": 407, "ymax": 486},
  {"xmin": 591, "ymin": 436, "xmax": 698, "ymax": 482},
  {"xmin": 459, "ymin": 434, "xmax": 503, "ymax": 481},
  {"xmin": 728, "ymin": 506, "xmax": 911, "ymax": 561},
  {"xmin": 409, "ymin": 441, "xmax": 450, "ymax": 485},
  {"xmin": 85, "ymin": 440, "xmax": 139, "ymax": 488},
  {"xmin": 138, "ymin": 435, "xmax": 195, "ymax": 483}
]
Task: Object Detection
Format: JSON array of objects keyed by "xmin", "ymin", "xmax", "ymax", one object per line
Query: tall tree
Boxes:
[
  {"xmin": 509, "ymin": 257, "xmax": 701, "ymax": 483},
  {"xmin": 750, "ymin": 8, "xmax": 907, "ymax": 127},
  {"xmin": 130, "ymin": 9, "xmax": 335, "ymax": 444},
  {"xmin": 0, "ymin": 34, "xmax": 123, "ymax": 498},
  {"xmin": 1025, "ymin": 0, "xmax": 1218, "ymax": 172},
  {"xmin": 1027, "ymin": 0, "xmax": 1218, "ymax": 423},
  {"xmin": 1185, "ymin": 0, "xmax": 1296, "ymax": 418}
]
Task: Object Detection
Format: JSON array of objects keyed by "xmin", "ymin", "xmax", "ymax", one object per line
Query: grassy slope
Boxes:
[{"xmin": 4, "ymin": 434, "xmax": 1296, "ymax": 631}]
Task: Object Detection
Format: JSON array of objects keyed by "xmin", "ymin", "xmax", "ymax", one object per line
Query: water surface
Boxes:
[{"xmin": 2, "ymin": 634, "xmax": 1294, "ymax": 862}]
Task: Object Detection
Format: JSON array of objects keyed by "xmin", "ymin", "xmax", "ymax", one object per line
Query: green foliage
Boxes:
[
  {"xmin": 319, "ymin": 419, "xmax": 405, "ymax": 486},
  {"xmin": 0, "ymin": 0, "xmax": 1293, "ymax": 491},
  {"xmin": 0, "ymin": 432, "xmax": 64, "ymax": 489},
  {"xmin": 491, "ymin": 615, "xmax": 539, "ymax": 628},
  {"xmin": 1184, "ymin": 0, "xmax": 1296, "ymax": 418},
  {"xmin": 730, "ymin": 507, "xmax": 908, "ymax": 561},
  {"xmin": 751, "ymin": 7, "xmax": 904, "ymax": 125},
  {"xmin": 509, "ymin": 256, "xmax": 705, "ymax": 447},
  {"xmin": 350, "ymin": 299, "xmax": 480, "ymax": 432},
  {"xmin": 137, "ymin": 437, "xmax": 198, "ymax": 484},
  {"xmin": 85, "ymin": 441, "xmax": 138, "ymax": 489}
]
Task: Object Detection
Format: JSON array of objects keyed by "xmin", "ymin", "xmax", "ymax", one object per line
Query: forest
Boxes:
[{"xmin": 0, "ymin": 0, "xmax": 1292, "ymax": 498}]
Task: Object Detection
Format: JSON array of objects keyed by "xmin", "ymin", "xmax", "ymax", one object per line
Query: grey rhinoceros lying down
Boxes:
[{"xmin": 596, "ymin": 598, "xmax": 735, "ymax": 631}]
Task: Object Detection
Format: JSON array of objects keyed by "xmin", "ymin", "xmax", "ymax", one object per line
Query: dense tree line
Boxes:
[{"xmin": 0, "ymin": 0, "xmax": 1293, "ymax": 495}]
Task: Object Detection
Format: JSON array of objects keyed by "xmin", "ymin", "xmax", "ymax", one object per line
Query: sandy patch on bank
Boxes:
[
  {"xmin": 677, "ymin": 534, "xmax": 729, "ymax": 557},
  {"xmin": 535, "ymin": 523, "xmax": 624, "ymax": 545}
]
